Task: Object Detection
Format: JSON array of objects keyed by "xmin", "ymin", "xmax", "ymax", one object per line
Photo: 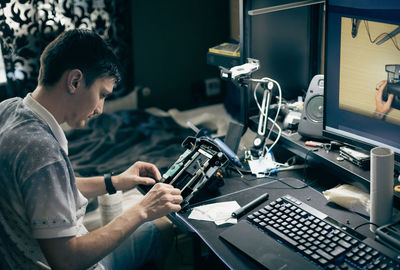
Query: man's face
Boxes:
[{"xmin": 67, "ymin": 77, "xmax": 115, "ymax": 128}]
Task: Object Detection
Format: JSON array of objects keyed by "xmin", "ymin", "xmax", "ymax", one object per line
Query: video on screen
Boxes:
[{"xmin": 338, "ymin": 17, "xmax": 400, "ymax": 125}]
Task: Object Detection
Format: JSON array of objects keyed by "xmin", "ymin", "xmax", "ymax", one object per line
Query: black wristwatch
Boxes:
[{"xmin": 104, "ymin": 172, "xmax": 117, "ymax": 194}]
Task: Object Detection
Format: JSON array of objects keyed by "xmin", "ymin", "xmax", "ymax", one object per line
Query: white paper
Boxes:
[{"xmin": 188, "ymin": 201, "xmax": 241, "ymax": 225}]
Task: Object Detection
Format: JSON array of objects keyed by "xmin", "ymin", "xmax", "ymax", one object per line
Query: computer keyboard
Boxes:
[{"xmin": 246, "ymin": 195, "xmax": 400, "ymax": 269}]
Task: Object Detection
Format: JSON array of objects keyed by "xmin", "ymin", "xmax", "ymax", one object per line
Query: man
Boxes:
[{"xmin": 0, "ymin": 29, "xmax": 182, "ymax": 269}]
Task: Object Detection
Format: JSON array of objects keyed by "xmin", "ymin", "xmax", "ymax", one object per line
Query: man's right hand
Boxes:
[
  {"xmin": 135, "ymin": 183, "xmax": 183, "ymax": 221},
  {"xmin": 375, "ymin": 80, "xmax": 394, "ymax": 117}
]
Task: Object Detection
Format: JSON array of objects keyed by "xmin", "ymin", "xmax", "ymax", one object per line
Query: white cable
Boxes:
[{"xmin": 262, "ymin": 117, "xmax": 282, "ymax": 156}]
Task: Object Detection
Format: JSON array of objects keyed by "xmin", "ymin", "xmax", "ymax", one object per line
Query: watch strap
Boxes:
[{"xmin": 104, "ymin": 172, "xmax": 117, "ymax": 194}]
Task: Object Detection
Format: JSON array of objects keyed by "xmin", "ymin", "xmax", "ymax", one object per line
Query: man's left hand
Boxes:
[{"xmin": 113, "ymin": 161, "xmax": 161, "ymax": 191}]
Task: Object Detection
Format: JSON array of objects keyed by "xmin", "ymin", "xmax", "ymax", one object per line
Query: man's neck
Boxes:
[{"xmin": 31, "ymin": 85, "xmax": 66, "ymax": 125}]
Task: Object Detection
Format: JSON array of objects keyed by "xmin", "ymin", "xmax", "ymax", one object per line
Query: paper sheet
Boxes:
[{"xmin": 188, "ymin": 201, "xmax": 241, "ymax": 225}]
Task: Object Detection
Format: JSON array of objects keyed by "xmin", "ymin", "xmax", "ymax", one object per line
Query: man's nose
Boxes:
[{"xmin": 95, "ymin": 100, "xmax": 104, "ymax": 115}]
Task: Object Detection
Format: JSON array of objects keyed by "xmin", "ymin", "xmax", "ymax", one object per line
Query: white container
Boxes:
[
  {"xmin": 370, "ymin": 147, "xmax": 394, "ymax": 232},
  {"xmin": 98, "ymin": 191, "xmax": 123, "ymax": 226}
]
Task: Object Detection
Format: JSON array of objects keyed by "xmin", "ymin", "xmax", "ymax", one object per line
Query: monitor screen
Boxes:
[{"xmin": 323, "ymin": 0, "xmax": 400, "ymax": 162}]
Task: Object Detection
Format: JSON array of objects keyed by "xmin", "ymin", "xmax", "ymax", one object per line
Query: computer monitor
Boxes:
[{"xmin": 323, "ymin": 0, "xmax": 400, "ymax": 163}]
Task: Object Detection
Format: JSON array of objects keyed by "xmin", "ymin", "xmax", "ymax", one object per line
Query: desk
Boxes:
[
  {"xmin": 135, "ymin": 105, "xmax": 399, "ymax": 269},
  {"xmin": 169, "ymin": 169, "xmax": 395, "ymax": 269}
]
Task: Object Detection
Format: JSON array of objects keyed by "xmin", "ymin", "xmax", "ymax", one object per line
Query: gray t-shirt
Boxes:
[{"xmin": 0, "ymin": 96, "xmax": 96, "ymax": 269}]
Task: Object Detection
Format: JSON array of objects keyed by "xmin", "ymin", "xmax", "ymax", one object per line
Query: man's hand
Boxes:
[
  {"xmin": 113, "ymin": 161, "xmax": 161, "ymax": 191},
  {"xmin": 135, "ymin": 183, "xmax": 183, "ymax": 222},
  {"xmin": 375, "ymin": 80, "xmax": 394, "ymax": 118},
  {"xmin": 76, "ymin": 161, "xmax": 161, "ymax": 199}
]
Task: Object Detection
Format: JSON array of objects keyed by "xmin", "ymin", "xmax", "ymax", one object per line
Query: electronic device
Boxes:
[
  {"xmin": 220, "ymin": 58, "xmax": 259, "ymax": 82},
  {"xmin": 379, "ymin": 64, "xmax": 400, "ymax": 110},
  {"xmin": 323, "ymin": 0, "xmax": 400, "ymax": 165},
  {"xmin": 223, "ymin": 121, "xmax": 244, "ymax": 154},
  {"xmin": 220, "ymin": 195, "xmax": 400, "ymax": 269},
  {"xmin": 160, "ymin": 136, "xmax": 228, "ymax": 209},
  {"xmin": 298, "ymin": 74, "xmax": 324, "ymax": 139},
  {"xmin": 376, "ymin": 220, "xmax": 400, "ymax": 250},
  {"xmin": 339, "ymin": 146, "xmax": 370, "ymax": 169},
  {"xmin": 283, "ymin": 110, "xmax": 302, "ymax": 130}
]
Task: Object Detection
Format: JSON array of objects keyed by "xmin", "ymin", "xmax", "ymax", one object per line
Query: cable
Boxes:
[
  {"xmin": 353, "ymin": 222, "xmax": 378, "ymax": 231},
  {"xmin": 364, "ymin": 20, "xmax": 400, "ymax": 51},
  {"xmin": 264, "ymin": 117, "xmax": 281, "ymax": 154}
]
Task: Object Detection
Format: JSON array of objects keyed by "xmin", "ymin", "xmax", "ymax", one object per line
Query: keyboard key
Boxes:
[
  {"xmin": 330, "ymin": 246, "xmax": 346, "ymax": 257},
  {"xmin": 264, "ymin": 205, "xmax": 273, "ymax": 211},
  {"xmin": 311, "ymin": 253, "xmax": 321, "ymax": 260},
  {"xmin": 338, "ymin": 239, "xmax": 352, "ymax": 249},
  {"xmin": 259, "ymin": 208, "xmax": 268, "ymax": 215},
  {"xmin": 316, "ymin": 249, "xmax": 334, "ymax": 261},
  {"xmin": 264, "ymin": 225, "xmax": 299, "ymax": 247},
  {"xmin": 358, "ymin": 259, "xmax": 367, "ymax": 266},
  {"xmin": 318, "ymin": 258, "xmax": 328, "ymax": 266},
  {"xmin": 298, "ymin": 245, "xmax": 306, "ymax": 251},
  {"xmin": 253, "ymin": 218, "xmax": 261, "ymax": 224}
]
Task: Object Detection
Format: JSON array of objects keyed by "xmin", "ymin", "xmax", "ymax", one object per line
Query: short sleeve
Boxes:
[{"xmin": 22, "ymin": 160, "xmax": 88, "ymax": 239}]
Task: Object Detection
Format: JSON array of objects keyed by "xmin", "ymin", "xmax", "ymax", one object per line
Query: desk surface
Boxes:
[{"xmin": 172, "ymin": 173, "xmax": 387, "ymax": 270}]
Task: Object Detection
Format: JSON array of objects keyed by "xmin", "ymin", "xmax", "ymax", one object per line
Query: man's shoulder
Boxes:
[{"xmin": 0, "ymin": 111, "xmax": 62, "ymax": 163}]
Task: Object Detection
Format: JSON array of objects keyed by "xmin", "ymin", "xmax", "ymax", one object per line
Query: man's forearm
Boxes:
[
  {"xmin": 75, "ymin": 176, "xmax": 108, "ymax": 198},
  {"xmin": 38, "ymin": 206, "xmax": 147, "ymax": 270}
]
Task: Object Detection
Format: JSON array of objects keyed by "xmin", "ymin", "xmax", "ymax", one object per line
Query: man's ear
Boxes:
[{"xmin": 67, "ymin": 69, "xmax": 83, "ymax": 94}]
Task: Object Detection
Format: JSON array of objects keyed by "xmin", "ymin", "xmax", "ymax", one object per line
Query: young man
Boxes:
[{"xmin": 0, "ymin": 29, "xmax": 182, "ymax": 270}]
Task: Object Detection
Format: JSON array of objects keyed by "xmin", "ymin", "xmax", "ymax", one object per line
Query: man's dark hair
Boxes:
[{"xmin": 38, "ymin": 29, "xmax": 121, "ymax": 87}]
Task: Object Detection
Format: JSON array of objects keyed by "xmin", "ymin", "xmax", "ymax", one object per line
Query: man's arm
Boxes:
[
  {"xmin": 375, "ymin": 80, "xmax": 394, "ymax": 119},
  {"xmin": 76, "ymin": 161, "xmax": 160, "ymax": 198},
  {"xmin": 37, "ymin": 183, "xmax": 182, "ymax": 270}
]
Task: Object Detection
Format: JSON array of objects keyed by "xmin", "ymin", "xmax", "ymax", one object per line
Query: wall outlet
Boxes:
[{"xmin": 205, "ymin": 77, "xmax": 221, "ymax": 97}]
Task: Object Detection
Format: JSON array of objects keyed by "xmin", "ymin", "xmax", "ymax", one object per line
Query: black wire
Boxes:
[
  {"xmin": 364, "ymin": 20, "xmax": 400, "ymax": 51},
  {"xmin": 353, "ymin": 222, "xmax": 379, "ymax": 231}
]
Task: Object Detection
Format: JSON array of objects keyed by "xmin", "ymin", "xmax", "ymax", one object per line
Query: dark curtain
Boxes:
[{"xmin": 0, "ymin": 0, "xmax": 132, "ymax": 100}]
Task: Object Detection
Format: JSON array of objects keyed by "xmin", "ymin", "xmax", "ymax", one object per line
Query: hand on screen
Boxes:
[{"xmin": 375, "ymin": 80, "xmax": 394, "ymax": 118}]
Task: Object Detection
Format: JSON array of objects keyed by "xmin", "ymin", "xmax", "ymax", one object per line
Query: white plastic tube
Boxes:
[{"xmin": 370, "ymin": 147, "xmax": 394, "ymax": 232}]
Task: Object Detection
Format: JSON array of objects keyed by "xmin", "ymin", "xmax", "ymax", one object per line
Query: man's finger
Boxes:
[
  {"xmin": 142, "ymin": 165, "xmax": 162, "ymax": 180},
  {"xmin": 387, "ymin": 93, "xmax": 394, "ymax": 104},
  {"xmin": 137, "ymin": 177, "xmax": 156, "ymax": 185},
  {"xmin": 168, "ymin": 188, "xmax": 181, "ymax": 196}
]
